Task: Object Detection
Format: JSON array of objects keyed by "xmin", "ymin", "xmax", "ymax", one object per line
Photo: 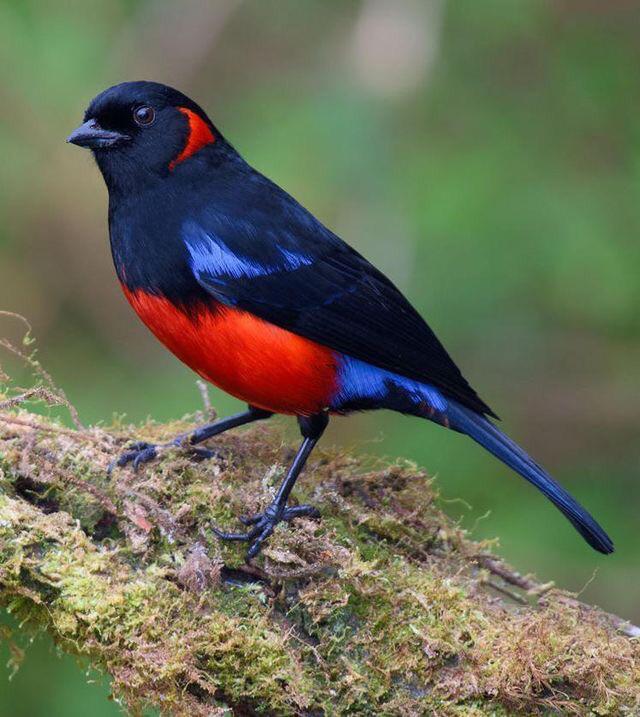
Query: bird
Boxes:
[{"xmin": 67, "ymin": 81, "xmax": 613, "ymax": 560}]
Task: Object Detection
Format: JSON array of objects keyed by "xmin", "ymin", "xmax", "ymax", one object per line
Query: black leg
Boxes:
[
  {"xmin": 111, "ymin": 405, "xmax": 273, "ymax": 471},
  {"xmin": 213, "ymin": 412, "xmax": 329, "ymax": 560},
  {"xmin": 189, "ymin": 406, "xmax": 273, "ymax": 445}
]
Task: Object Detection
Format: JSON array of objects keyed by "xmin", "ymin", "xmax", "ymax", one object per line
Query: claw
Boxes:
[
  {"xmin": 190, "ymin": 446, "xmax": 216, "ymax": 460},
  {"xmin": 112, "ymin": 441, "xmax": 159, "ymax": 471},
  {"xmin": 211, "ymin": 524, "xmax": 261, "ymax": 541},
  {"xmin": 109, "ymin": 436, "xmax": 218, "ymax": 474},
  {"xmin": 213, "ymin": 502, "xmax": 321, "ymax": 560},
  {"xmin": 283, "ymin": 505, "xmax": 320, "ymax": 520},
  {"xmin": 108, "ymin": 441, "xmax": 151, "ymax": 474},
  {"xmin": 131, "ymin": 446, "xmax": 158, "ymax": 471},
  {"xmin": 246, "ymin": 527, "xmax": 274, "ymax": 560}
]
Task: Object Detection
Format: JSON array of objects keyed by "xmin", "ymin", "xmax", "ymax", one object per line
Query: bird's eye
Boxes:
[{"xmin": 133, "ymin": 106, "xmax": 155, "ymax": 127}]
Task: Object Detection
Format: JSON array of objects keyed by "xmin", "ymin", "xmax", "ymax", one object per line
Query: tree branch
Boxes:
[{"xmin": 0, "ymin": 407, "xmax": 638, "ymax": 716}]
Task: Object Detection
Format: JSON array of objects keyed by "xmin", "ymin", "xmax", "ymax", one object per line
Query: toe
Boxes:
[
  {"xmin": 212, "ymin": 522, "xmax": 263, "ymax": 542},
  {"xmin": 131, "ymin": 446, "xmax": 158, "ymax": 471},
  {"xmin": 115, "ymin": 450, "xmax": 138, "ymax": 468},
  {"xmin": 190, "ymin": 446, "xmax": 216, "ymax": 460},
  {"xmin": 214, "ymin": 502, "xmax": 317, "ymax": 560},
  {"xmin": 129, "ymin": 441, "xmax": 154, "ymax": 451},
  {"xmin": 282, "ymin": 504, "xmax": 321, "ymax": 521},
  {"xmin": 246, "ymin": 525, "xmax": 274, "ymax": 561},
  {"xmin": 211, "ymin": 526, "xmax": 251, "ymax": 541},
  {"xmin": 111, "ymin": 442, "xmax": 158, "ymax": 471}
]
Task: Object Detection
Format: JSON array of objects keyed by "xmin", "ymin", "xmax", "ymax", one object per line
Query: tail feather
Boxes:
[{"xmin": 446, "ymin": 402, "xmax": 613, "ymax": 554}]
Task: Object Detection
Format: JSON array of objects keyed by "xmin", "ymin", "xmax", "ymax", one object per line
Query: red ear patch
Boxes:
[{"xmin": 169, "ymin": 107, "xmax": 215, "ymax": 170}]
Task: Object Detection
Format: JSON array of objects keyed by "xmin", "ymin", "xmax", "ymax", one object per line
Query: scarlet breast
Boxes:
[{"xmin": 121, "ymin": 286, "xmax": 338, "ymax": 415}]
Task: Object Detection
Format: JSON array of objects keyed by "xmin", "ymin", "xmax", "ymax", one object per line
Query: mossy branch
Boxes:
[{"xmin": 0, "ymin": 403, "xmax": 638, "ymax": 716}]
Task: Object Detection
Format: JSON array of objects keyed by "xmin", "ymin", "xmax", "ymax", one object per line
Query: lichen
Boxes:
[{"xmin": 0, "ymin": 406, "xmax": 638, "ymax": 716}]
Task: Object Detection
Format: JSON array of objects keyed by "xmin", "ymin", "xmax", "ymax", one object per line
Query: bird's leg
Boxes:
[
  {"xmin": 213, "ymin": 412, "xmax": 328, "ymax": 560},
  {"xmin": 111, "ymin": 405, "xmax": 273, "ymax": 471}
]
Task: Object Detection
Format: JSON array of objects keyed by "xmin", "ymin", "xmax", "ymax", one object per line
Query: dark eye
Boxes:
[{"xmin": 133, "ymin": 106, "xmax": 155, "ymax": 127}]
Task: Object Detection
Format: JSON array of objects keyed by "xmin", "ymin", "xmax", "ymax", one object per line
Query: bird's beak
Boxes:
[{"xmin": 66, "ymin": 119, "xmax": 130, "ymax": 149}]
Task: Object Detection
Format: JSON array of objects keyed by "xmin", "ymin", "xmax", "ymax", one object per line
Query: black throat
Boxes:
[{"xmin": 107, "ymin": 186, "xmax": 210, "ymax": 309}]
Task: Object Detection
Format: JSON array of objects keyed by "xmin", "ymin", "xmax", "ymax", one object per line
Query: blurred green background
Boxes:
[{"xmin": 1, "ymin": 0, "xmax": 638, "ymax": 713}]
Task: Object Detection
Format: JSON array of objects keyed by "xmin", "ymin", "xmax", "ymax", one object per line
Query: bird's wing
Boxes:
[{"xmin": 183, "ymin": 176, "xmax": 496, "ymax": 418}]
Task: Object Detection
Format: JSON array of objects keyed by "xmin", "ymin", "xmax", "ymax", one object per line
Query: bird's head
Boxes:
[{"xmin": 67, "ymin": 81, "xmax": 222, "ymax": 190}]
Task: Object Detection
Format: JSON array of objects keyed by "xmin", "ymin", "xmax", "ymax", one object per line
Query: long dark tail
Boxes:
[{"xmin": 445, "ymin": 402, "xmax": 613, "ymax": 554}]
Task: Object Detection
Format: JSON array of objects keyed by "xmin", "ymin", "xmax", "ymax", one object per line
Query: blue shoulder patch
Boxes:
[{"xmin": 184, "ymin": 221, "xmax": 313, "ymax": 280}]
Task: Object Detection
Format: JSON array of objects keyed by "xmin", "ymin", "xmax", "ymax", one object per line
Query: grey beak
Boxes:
[{"xmin": 66, "ymin": 119, "xmax": 130, "ymax": 149}]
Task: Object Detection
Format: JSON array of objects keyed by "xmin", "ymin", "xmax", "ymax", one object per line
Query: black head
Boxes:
[{"xmin": 67, "ymin": 81, "xmax": 223, "ymax": 191}]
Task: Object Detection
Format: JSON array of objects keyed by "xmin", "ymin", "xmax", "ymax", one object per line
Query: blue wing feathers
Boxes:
[{"xmin": 185, "ymin": 220, "xmax": 313, "ymax": 281}]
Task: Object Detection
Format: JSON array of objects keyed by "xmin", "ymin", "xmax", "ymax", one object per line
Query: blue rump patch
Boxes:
[{"xmin": 331, "ymin": 354, "xmax": 447, "ymax": 413}]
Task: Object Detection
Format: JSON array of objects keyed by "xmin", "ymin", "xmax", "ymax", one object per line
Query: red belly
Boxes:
[{"xmin": 122, "ymin": 287, "xmax": 339, "ymax": 415}]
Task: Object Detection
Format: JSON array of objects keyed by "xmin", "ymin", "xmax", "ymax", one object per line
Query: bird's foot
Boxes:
[
  {"xmin": 109, "ymin": 437, "xmax": 215, "ymax": 473},
  {"xmin": 212, "ymin": 503, "xmax": 320, "ymax": 560}
]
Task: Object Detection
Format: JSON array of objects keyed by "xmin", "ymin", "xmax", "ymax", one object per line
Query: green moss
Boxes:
[{"xmin": 0, "ymin": 407, "xmax": 638, "ymax": 715}]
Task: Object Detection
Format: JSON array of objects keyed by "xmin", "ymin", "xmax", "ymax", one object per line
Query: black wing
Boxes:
[{"xmin": 184, "ymin": 161, "xmax": 497, "ymax": 418}]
